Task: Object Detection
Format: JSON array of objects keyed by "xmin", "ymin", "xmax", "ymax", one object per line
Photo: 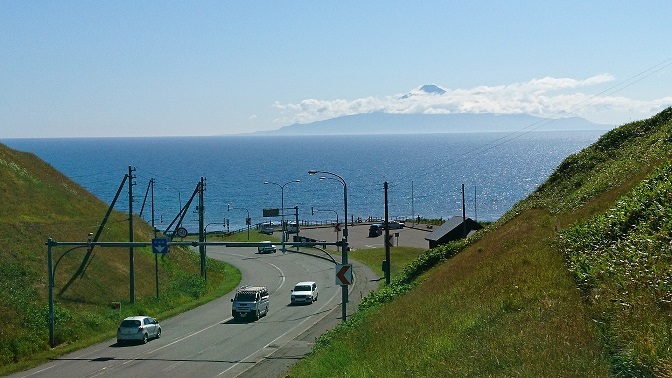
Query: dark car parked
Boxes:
[
  {"xmin": 368, "ymin": 224, "xmax": 382, "ymax": 237},
  {"xmin": 381, "ymin": 221, "xmax": 405, "ymax": 229}
]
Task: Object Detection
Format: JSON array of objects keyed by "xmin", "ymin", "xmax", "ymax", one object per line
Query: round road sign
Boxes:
[{"xmin": 176, "ymin": 227, "xmax": 188, "ymax": 238}]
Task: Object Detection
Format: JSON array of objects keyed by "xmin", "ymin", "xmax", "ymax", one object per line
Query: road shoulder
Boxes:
[{"xmin": 237, "ymin": 255, "xmax": 379, "ymax": 377}]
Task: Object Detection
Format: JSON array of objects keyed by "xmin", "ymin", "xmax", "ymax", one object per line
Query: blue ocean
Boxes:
[{"xmin": 2, "ymin": 131, "xmax": 605, "ymax": 233}]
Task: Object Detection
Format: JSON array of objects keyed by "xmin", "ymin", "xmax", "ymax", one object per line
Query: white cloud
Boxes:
[{"xmin": 272, "ymin": 74, "xmax": 672, "ymax": 125}]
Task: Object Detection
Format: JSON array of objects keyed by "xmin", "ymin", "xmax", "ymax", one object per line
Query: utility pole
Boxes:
[
  {"xmin": 128, "ymin": 166, "xmax": 136, "ymax": 304},
  {"xmin": 294, "ymin": 206, "xmax": 299, "ymax": 249},
  {"xmin": 151, "ymin": 178, "xmax": 159, "ymax": 299},
  {"xmin": 199, "ymin": 177, "xmax": 206, "ymax": 279},
  {"xmin": 150, "ymin": 179, "xmax": 155, "ymax": 232},
  {"xmin": 47, "ymin": 238, "xmax": 54, "ymax": 347},
  {"xmin": 411, "ymin": 180, "xmax": 415, "ymax": 227},
  {"xmin": 462, "ymin": 183, "xmax": 466, "ymax": 238},
  {"xmin": 474, "ymin": 185, "xmax": 478, "ymax": 222},
  {"xmin": 384, "ymin": 181, "xmax": 391, "ymax": 285}
]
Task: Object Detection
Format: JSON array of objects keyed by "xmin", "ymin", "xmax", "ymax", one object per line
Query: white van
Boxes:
[
  {"xmin": 231, "ymin": 286, "xmax": 270, "ymax": 321},
  {"xmin": 286, "ymin": 222, "xmax": 299, "ymax": 234}
]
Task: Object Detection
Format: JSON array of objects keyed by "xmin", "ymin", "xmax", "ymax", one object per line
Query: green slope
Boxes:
[
  {"xmin": 0, "ymin": 144, "xmax": 240, "ymax": 374},
  {"xmin": 288, "ymin": 107, "xmax": 672, "ymax": 377}
]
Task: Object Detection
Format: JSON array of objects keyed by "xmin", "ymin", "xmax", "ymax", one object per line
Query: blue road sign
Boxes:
[{"xmin": 152, "ymin": 238, "xmax": 168, "ymax": 254}]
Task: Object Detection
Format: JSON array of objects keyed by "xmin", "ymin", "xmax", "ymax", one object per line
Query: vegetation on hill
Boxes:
[
  {"xmin": 0, "ymin": 144, "xmax": 240, "ymax": 375},
  {"xmin": 3, "ymin": 106, "xmax": 671, "ymax": 376},
  {"xmin": 560, "ymin": 161, "xmax": 672, "ymax": 375},
  {"xmin": 287, "ymin": 107, "xmax": 672, "ymax": 377}
]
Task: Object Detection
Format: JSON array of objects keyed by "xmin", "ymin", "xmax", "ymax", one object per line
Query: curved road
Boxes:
[{"xmin": 12, "ymin": 246, "xmax": 379, "ymax": 378}]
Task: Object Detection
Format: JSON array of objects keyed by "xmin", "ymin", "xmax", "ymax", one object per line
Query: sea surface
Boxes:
[{"xmin": 2, "ymin": 131, "xmax": 605, "ymax": 233}]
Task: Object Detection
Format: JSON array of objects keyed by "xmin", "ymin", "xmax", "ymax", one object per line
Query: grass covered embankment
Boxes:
[
  {"xmin": 0, "ymin": 144, "xmax": 242, "ymax": 375},
  {"xmin": 288, "ymin": 107, "xmax": 672, "ymax": 377}
]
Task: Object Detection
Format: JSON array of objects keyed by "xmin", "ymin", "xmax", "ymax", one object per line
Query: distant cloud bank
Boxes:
[{"xmin": 272, "ymin": 75, "xmax": 672, "ymax": 126}]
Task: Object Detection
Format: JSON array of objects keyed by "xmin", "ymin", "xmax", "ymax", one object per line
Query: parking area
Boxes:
[{"xmin": 296, "ymin": 223, "xmax": 432, "ymax": 251}]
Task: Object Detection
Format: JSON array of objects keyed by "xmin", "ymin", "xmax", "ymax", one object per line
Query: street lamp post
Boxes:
[
  {"xmin": 164, "ymin": 187, "xmax": 182, "ymax": 210},
  {"xmin": 164, "ymin": 187, "xmax": 183, "ymax": 228},
  {"xmin": 203, "ymin": 221, "xmax": 223, "ymax": 260},
  {"xmin": 312, "ymin": 207, "xmax": 339, "ymax": 242},
  {"xmin": 228, "ymin": 204, "xmax": 251, "ymax": 240},
  {"xmin": 264, "ymin": 180, "xmax": 300, "ymax": 252},
  {"xmin": 309, "ymin": 171, "xmax": 348, "ymax": 242},
  {"xmin": 308, "ymin": 170, "xmax": 348, "ymax": 321},
  {"xmin": 47, "ymin": 233, "xmax": 92, "ymax": 347}
]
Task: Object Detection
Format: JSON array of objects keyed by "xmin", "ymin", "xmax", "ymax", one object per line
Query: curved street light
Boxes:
[
  {"xmin": 48, "ymin": 233, "xmax": 92, "ymax": 347},
  {"xmin": 164, "ymin": 186, "xmax": 182, "ymax": 210},
  {"xmin": 312, "ymin": 207, "xmax": 339, "ymax": 243},
  {"xmin": 308, "ymin": 169, "xmax": 349, "ymax": 321},
  {"xmin": 308, "ymin": 170, "xmax": 348, "ymax": 242},
  {"xmin": 228, "ymin": 204, "xmax": 251, "ymax": 240},
  {"xmin": 264, "ymin": 180, "xmax": 300, "ymax": 252},
  {"xmin": 164, "ymin": 186, "xmax": 183, "ymax": 229}
]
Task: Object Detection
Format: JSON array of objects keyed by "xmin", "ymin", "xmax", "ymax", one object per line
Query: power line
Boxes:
[{"xmin": 390, "ymin": 56, "xmax": 672, "ymax": 187}]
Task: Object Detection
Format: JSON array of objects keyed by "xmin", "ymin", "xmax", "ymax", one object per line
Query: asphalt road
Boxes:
[
  {"xmin": 11, "ymin": 245, "xmax": 379, "ymax": 378},
  {"xmin": 293, "ymin": 222, "xmax": 433, "ymax": 251}
]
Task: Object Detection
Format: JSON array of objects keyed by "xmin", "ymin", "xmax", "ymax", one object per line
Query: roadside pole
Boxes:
[
  {"xmin": 295, "ymin": 206, "xmax": 300, "ymax": 251},
  {"xmin": 128, "ymin": 166, "xmax": 135, "ymax": 304},
  {"xmin": 199, "ymin": 177, "xmax": 206, "ymax": 279},
  {"xmin": 384, "ymin": 182, "xmax": 391, "ymax": 285},
  {"xmin": 47, "ymin": 238, "xmax": 54, "ymax": 348}
]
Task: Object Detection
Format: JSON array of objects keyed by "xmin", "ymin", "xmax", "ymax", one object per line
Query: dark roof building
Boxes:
[{"xmin": 424, "ymin": 216, "xmax": 482, "ymax": 249}]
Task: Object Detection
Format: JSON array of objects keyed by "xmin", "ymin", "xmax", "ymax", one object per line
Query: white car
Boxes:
[
  {"xmin": 382, "ymin": 221, "xmax": 405, "ymax": 229},
  {"xmin": 291, "ymin": 281, "xmax": 318, "ymax": 304},
  {"xmin": 116, "ymin": 316, "xmax": 161, "ymax": 344},
  {"xmin": 257, "ymin": 242, "xmax": 277, "ymax": 254}
]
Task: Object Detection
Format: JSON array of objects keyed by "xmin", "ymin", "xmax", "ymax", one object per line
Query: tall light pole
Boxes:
[
  {"xmin": 312, "ymin": 207, "xmax": 339, "ymax": 242},
  {"xmin": 228, "ymin": 204, "xmax": 251, "ymax": 240},
  {"xmin": 164, "ymin": 186, "xmax": 182, "ymax": 227},
  {"xmin": 264, "ymin": 180, "xmax": 300, "ymax": 252},
  {"xmin": 47, "ymin": 233, "xmax": 92, "ymax": 347},
  {"xmin": 309, "ymin": 171, "xmax": 348, "ymax": 242},
  {"xmin": 308, "ymin": 169, "xmax": 349, "ymax": 321}
]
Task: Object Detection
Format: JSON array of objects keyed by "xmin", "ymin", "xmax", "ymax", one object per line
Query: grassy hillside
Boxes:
[
  {"xmin": 0, "ymin": 144, "xmax": 240, "ymax": 374},
  {"xmin": 287, "ymin": 107, "xmax": 672, "ymax": 377}
]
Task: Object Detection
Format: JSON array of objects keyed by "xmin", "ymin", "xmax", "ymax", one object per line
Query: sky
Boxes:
[{"xmin": 1, "ymin": 1, "xmax": 671, "ymax": 138}]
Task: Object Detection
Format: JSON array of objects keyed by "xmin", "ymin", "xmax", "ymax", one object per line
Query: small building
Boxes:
[{"xmin": 424, "ymin": 216, "xmax": 482, "ymax": 249}]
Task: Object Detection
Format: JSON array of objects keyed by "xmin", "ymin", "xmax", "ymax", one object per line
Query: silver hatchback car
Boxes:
[{"xmin": 116, "ymin": 316, "xmax": 161, "ymax": 344}]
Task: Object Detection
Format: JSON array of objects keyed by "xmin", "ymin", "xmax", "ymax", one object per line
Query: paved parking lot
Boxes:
[{"xmin": 295, "ymin": 223, "xmax": 433, "ymax": 251}]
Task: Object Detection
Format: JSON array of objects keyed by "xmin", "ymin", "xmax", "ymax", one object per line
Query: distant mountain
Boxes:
[
  {"xmin": 400, "ymin": 84, "xmax": 446, "ymax": 99},
  {"xmin": 253, "ymin": 113, "xmax": 613, "ymax": 136}
]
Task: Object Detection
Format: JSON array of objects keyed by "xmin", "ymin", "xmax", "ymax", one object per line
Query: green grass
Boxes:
[
  {"xmin": 559, "ymin": 161, "xmax": 672, "ymax": 375},
  {"xmin": 0, "ymin": 144, "xmax": 243, "ymax": 375},
  {"xmin": 5, "ymin": 107, "xmax": 672, "ymax": 377},
  {"xmin": 347, "ymin": 246, "xmax": 426, "ymax": 278},
  {"xmin": 287, "ymin": 107, "xmax": 672, "ymax": 377},
  {"xmin": 292, "ymin": 212, "xmax": 609, "ymax": 377}
]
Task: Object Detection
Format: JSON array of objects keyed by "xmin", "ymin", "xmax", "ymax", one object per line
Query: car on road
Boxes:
[
  {"xmin": 231, "ymin": 285, "xmax": 270, "ymax": 320},
  {"xmin": 260, "ymin": 225, "xmax": 274, "ymax": 235},
  {"xmin": 257, "ymin": 242, "xmax": 277, "ymax": 254},
  {"xmin": 381, "ymin": 221, "xmax": 405, "ymax": 229},
  {"xmin": 286, "ymin": 222, "xmax": 300, "ymax": 234},
  {"xmin": 291, "ymin": 281, "xmax": 318, "ymax": 304},
  {"xmin": 116, "ymin": 316, "xmax": 161, "ymax": 344},
  {"xmin": 368, "ymin": 224, "xmax": 383, "ymax": 237}
]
